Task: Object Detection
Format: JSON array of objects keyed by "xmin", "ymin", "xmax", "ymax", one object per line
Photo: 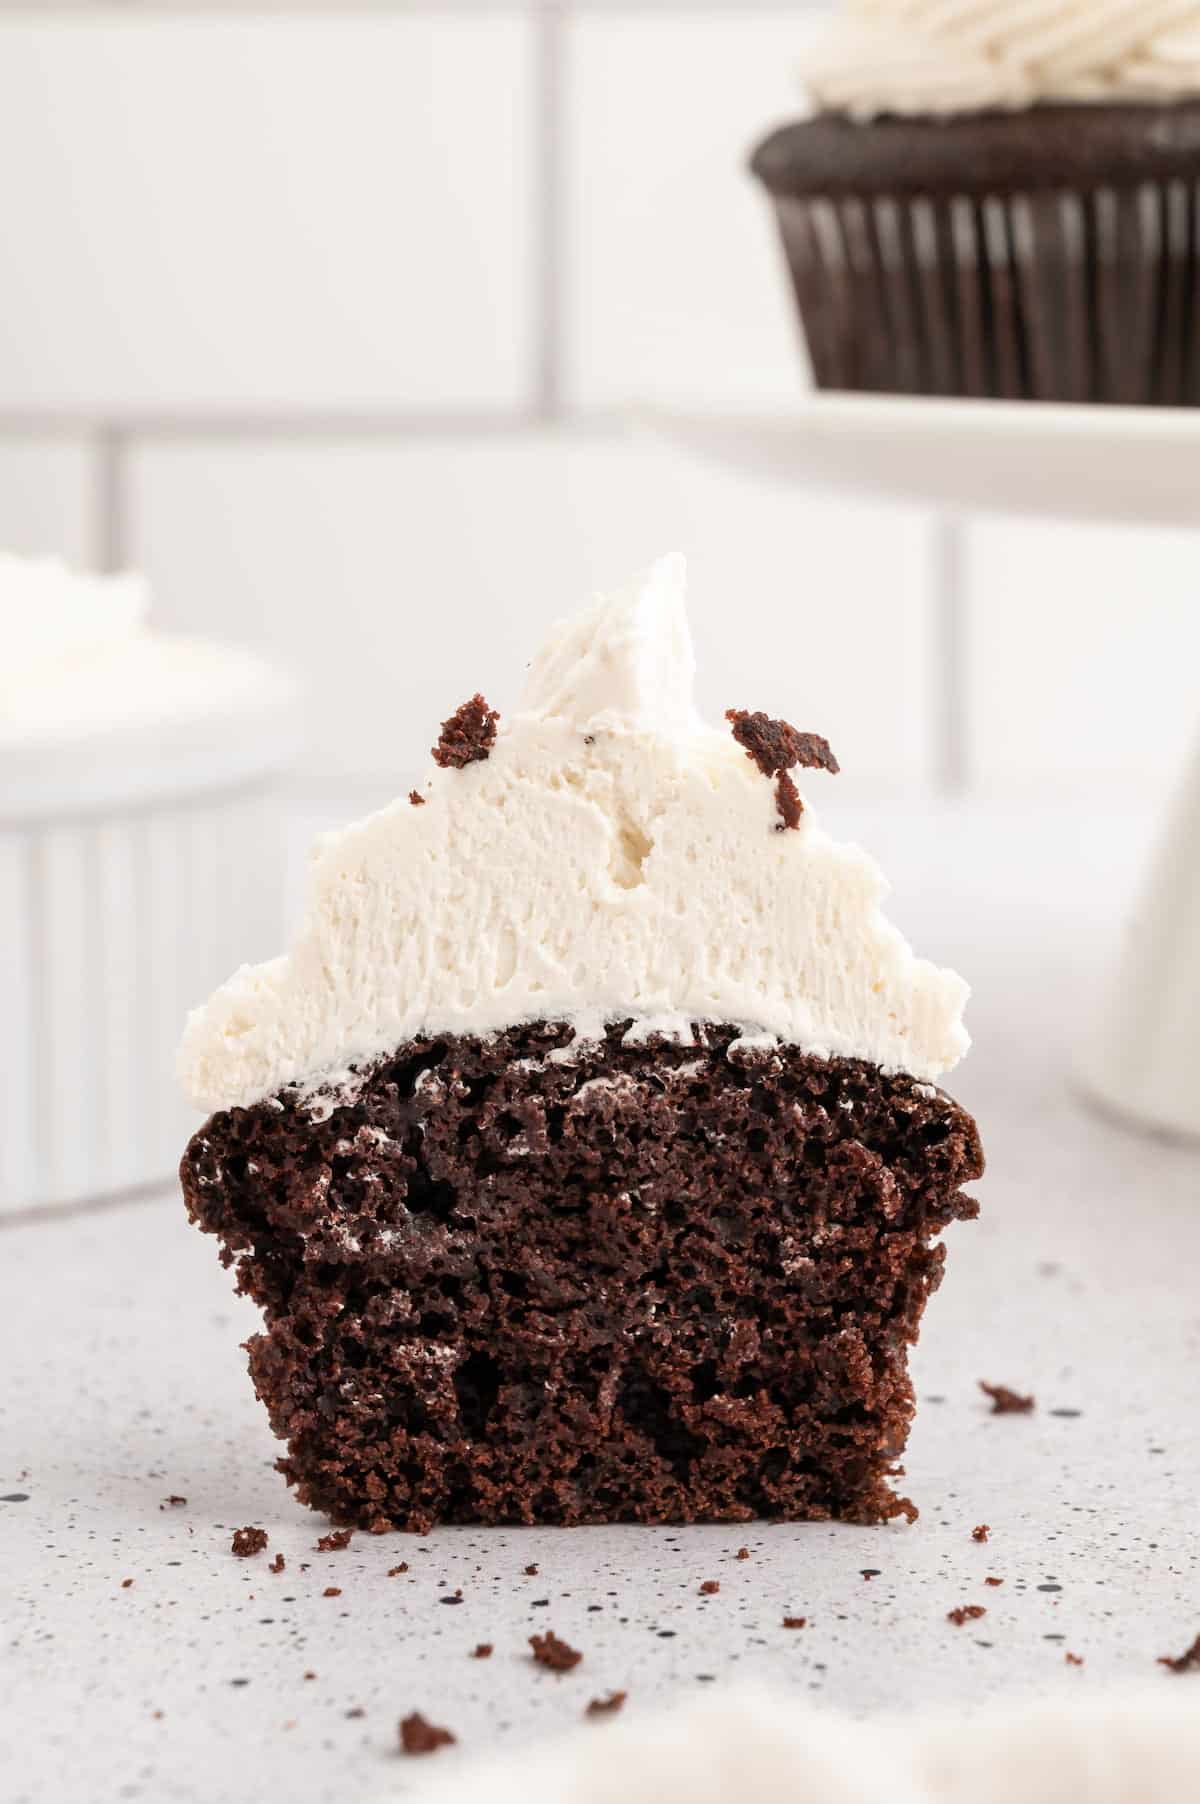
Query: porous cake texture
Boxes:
[{"xmin": 181, "ymin": 1021, "xmax": 982, "ymax": 1533}]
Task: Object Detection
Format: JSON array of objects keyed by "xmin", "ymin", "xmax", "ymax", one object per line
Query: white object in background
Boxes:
[
  {"xmin": 637, "ymin": 395, "xmax": 1200, "ymax": 528},
  {"xmin": 419, "ymin": 1684, "xmax": 1200, "ymax": 1804},
  {"xmin": 0, "ymin": 558, "xmax": 300, "ymax": 1215},
  {"xmin": 1081, "ymin": 731, "xmax": 1200, "ymax": 1139}
]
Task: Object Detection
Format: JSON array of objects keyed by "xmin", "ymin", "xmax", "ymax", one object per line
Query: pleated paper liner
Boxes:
[
  {"xmin": 751, "ymin": 102, "xmax": 1200, "ymax": 405},
  {"xmin": 769, "ymin": 183, "xmax": 1200, "ymax": 403}
]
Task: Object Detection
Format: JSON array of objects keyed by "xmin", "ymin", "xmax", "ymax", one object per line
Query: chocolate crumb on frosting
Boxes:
[
  {"xmin": 408, "ymin": 790, "xmax": 426, "ymax": 806},
  {"xmin": 399, "ymin": 1711, "xmax": 456, "ymax": 1755},
  {"xmin": 269, "ymin": 1553, "xmax": 286, "ymax": 1574},
  {"xmin": 472, "ymin": 1644, "xmax": 493, "ymax": 1660},
  {"xmin": 1158, "ymin": 1632, "xmax": 1200, "ymax": 1674},
  {"xmin": 586, "ymin": 1691, "xmax": 627, "ymax": 1717},
  {"xmin": 783, "ymin": 1616, "xmax": 807, "ymax": 1629},
  {"xmin": 980, "ymin": 1382, "xmax": 1035, "ymax": 1415},
  {"xmin": 316, "ymin": 1529, "xmax": 352, "ymax": 1552},
  {"xmin": 947, "ymin": 1605, "xmax": 986, "ymax": 1626},
  {"xmin": 432, "ymin": 694, "xmax": 499, "ymax": 770},
  {"xmin": 726, "ymin": 709, "xmax": 838, "ymax": 830},
  {"xmin": 700, "ymin": 1580, "xmax": 720, "ymax": 1596},
  {"xmin": 231, "ymin": 1526, "xmax": 268, "ymax": 1558},
  {"xmin": 530, "ymin": 1631, "xmax": 582, "ymax": 1672},
  {"xmin": 971, "ymin": 1524, "xmax": 990, "ymax": 1542}
]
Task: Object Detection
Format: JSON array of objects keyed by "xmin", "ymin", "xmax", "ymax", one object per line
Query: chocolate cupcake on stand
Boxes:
[{"xmin": 646, "ymin": 2, "xmax": 1200, "ymax": 1136}]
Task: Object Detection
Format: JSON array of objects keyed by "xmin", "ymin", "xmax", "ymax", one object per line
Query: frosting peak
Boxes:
[
  {"xmin": 802, "ymin": 2, "xmax": 1200, "ymax": 120},
  {"xmin": 180, "ymin": 557, "xmax": 969, "ymax": 1114},
  {"xmin": 519, "ymin": 551, "xmax": 700, "ymax": 738}
]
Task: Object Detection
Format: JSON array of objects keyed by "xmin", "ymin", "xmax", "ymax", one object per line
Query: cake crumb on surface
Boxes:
[
  {"xmin": 586, "ymin": 1692, "xmax": 627, "ymax": 1717},
  {"xmin": 971, "ymin": 1524, "xmax": 990, "ymax": 1542},
  {"xmin": 783, "ymin": 1616, "xmax": 807, "ymax": 1629},
  {"xmin": 322, "ymin": 1586, "xmax": 342, "ymax": 1598},
  {"xmin": 1065, "ymin": 1652, "xmax": 1084, "ymax": 1666},
  {"xmin": 524, "ymin": 1563, "xmax": 539, "ymax": 1576},
  {"xmin": 700, "ymin": 1580, "xmax": 720, "ymax": 1595},
  {"xmin": 432, "ymin": 694, "xmax": 499, "ymax": 769},
  {"xmin": 735, "ymin": 1548, "xmax": 750, "ymax": 1561},
  {"xmin": 269, "ymin": 1553, "xmax": 286, "ymax": 1574},
  {"xmin": 121, "ymin": 1578, "xmax": 134, "ymax": 1589},
  {"xmin": 408, "ymin": 790, "xmax": 426, "ymax": 806},
  {"xmin": 985, "ymin": 1577, "xmax": 1003, "ymax": 1587},
  {"xmin": 1158, "ymin": 1632, "xmax": 1200, "ymax": 1673},
  {"xmin": 471, "ymin": 1644, "xmax": 493, "ymax": 1660},
  {"xmin": 530, "ymin": 1631, "xmax": 582, "ymax": 1672},
  {"xmin": 161, "ymin": 1495, "xmax": 187, "ymax": 1508},
  {"xmin": 387, "ymin": 1563, "xmax": 409, "ymax": 1577},
  {"xmin": 316, "ymin": 1529, "xmax": 352, "ymax": 1552},
  {"xmin": 398, "ymin": 1711, "xmax": 456, "ymax": 1755},
  {"xmin": 231, "ymin": 1527, "xmax": 268, "ymax": 1558},
  {"xmin": 980, "ymin": 1381, "xmax": 1035, "ymax": 1414},
  {"xmin": 947, "ymin": 1605, "xmax": 987, "ymax": 1626}
]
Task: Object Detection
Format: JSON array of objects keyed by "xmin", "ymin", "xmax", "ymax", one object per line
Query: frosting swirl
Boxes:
[{"xmin": 802, "ymin": 1, "xmax": 1200, "ymax": 120}]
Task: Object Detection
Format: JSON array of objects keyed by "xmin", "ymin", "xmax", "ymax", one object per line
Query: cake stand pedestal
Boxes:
[{"xmin": 640, "ymin": 395, "xmax": 1200, "ymax": 1140}]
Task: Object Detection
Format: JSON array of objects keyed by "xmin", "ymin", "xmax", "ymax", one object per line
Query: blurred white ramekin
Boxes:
[{"xmin": 1, "ymin": 560, "xmax": 300, "ymax": 1215}]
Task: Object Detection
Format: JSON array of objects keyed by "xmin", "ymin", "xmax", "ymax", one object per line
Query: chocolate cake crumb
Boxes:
[
  {"xmin": 985, "ymin": 1577, "xmax": 1003, "ymax": 1587},
  {"xmin": 736, "ymin": 1549, "xmax": 750, "ymax": 1561},
  {"xmin": 774, "ymin": 771, "xmax": 803, "ymax": 832},
  {"xmin": 1065, "ymin": 1652, "xmax": 1084, "ymax": 1666},
  {"xmin": 316, "ymin": 1529, "xmax": 352, "ymax": 1552},
  {"xmin": 399, "ymin": 1711, "xmax": 456, "ymax": 1755},
  {"xmin": 586, "ymin": 1692, "xmax": 627, "ymax": 1717},
  {"xmin": 322, "ymin": 1586, "xmax": 342, "ymax": 1598},
  {"xmin": 162, "ymin": 1495, "xmax": 187, "ymax": 1508},
  {"xmin": 1158, "ymin": 1632, "xmax": 1200, "ymax": 1673},
  {"xmin": 524, "ymin": 1563, "xmax": 539, "ymax": 1576},
  {"xmin": 726, "ymin": 710, "xmax": 838, "ymax": 831},
  {"xmin": 182, "ymin": 1023, "xmax": 982, "ymax": 1534},
  {"xmin": 700, "ymin": 1580, "xmax": 720, "ymax": 1595},
  {"xmin": 121, "ymin": 1578, "xmax": 134, "ymax": 1589},
  {"xmin": 387, "ymin": 1564, "xmax": 409, "ymax": 1577},
  {"xmin": 231, "ymin": 1527, "xmax": 268, "ymax": 1558},
  {"xmin": 432, "ymin": 694, "xmax": 499, "ymax": 770},
  {"xmin": 303, "ymin": 1671, "xmax": 316, "ymax": 1681},
  {"xmin": 269, "ymin": 1553, "xmax": 286, "ymax": 1574},
  {"xmin": 409, "ymin": 791, "xmax": 426, "ymax": 806},
  {"xmin": 530, "ymin": 1631, "xmax": 582, "ymax": 1672},
  {"xmin": 980, "ymin": 1382, "xmax": 1035, "ymax": 1415},
  {"xmin": 947, "ymin": 1605, "xmax": 986, "ymax": 1626},
  {"xmin": 782, "ymin": 1616, "xmax": 807, "ymax": 1629},
  {"xmin": 971, "ymin": 1524, "xmax": 990, "ymax": 1543},
  {"xmin": 472, "ymin": 1644, "xmax": 493, "ymax": 1660}
]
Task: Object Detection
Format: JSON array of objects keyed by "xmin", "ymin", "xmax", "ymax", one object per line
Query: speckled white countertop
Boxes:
[{"xmin": 2, "ymin": 800, "xmax": 1198, "ymax": 1804}]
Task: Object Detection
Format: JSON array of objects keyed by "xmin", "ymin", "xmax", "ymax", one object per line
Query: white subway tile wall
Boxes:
[
  {"xmin": 1, "ymin": 3, "xmax": 1197, "ymax": 805},
  {"xmin": 129, "ymin": 430, "xmax": 935, "ymax": 791}
]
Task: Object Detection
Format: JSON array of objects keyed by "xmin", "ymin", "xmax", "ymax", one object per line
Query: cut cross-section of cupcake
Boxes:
[{"xmin": 178, "ymin": 555, "xmax": 982, "ymax": 1532}]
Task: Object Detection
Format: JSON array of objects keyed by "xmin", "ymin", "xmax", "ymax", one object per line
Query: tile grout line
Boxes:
[
  {"xmin": 533, "ymin": 1, "xmax": 566, "ymax": 421},
  {"xmin": 90, "ymin": 424, "xmax": 129, "ymax": 572},
  {"xmin": 931, "ymin": 512, "xmax": 969, "ymax": 797}
]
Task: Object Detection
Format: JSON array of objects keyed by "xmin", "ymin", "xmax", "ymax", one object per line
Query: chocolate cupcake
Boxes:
[
  {"xmin": 751, "ymin": 4, "xmax": 1200, "ymax": 402},
  {"xmin": 179, "ymin": 555, "xmax": 982, "ymax": 1532}
]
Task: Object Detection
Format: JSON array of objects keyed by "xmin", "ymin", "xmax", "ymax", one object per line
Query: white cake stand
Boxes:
[{"xmin": 641, "ymin": 395, "xmax": 1200, "ymax": 1140}]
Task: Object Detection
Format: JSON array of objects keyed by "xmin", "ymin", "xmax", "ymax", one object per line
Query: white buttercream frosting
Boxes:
[
  {"xmin": 802, "ymin": 2, "xmax": 1200, "ymax": 121},
  {"xmin": 179, "ymin": 555, "xmax": 969, "ymax": 1114}
]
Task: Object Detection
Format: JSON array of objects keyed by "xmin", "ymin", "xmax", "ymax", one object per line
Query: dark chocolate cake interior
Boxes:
[{"xmin": 181, "ymin": 1021, "xmax": 982, "ymax": 1533}]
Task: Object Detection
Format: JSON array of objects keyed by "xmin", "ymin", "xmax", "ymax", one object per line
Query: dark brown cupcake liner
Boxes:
[{"xmin": 752, "ymin": 104, "xmax": 1200, "ymax": 405}]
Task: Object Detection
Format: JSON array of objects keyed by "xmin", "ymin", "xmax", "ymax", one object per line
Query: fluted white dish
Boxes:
[{"xmin": 1, "ymin": 634, "xmax": 300, "ymax": 1215}]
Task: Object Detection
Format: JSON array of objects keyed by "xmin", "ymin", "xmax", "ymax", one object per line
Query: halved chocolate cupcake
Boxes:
[
  {"xmin": 751, "ymin": 4, "xmax": 1200, "ymax": 403},
  {"xmin": 179, "ymin": 556, "xmax": 982, "ymax": 1532}
]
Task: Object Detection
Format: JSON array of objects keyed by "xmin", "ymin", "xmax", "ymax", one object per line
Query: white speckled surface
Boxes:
[{"xmin": 2, "ymin": 800, "xmax": 1198, "ymax": 1803}]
